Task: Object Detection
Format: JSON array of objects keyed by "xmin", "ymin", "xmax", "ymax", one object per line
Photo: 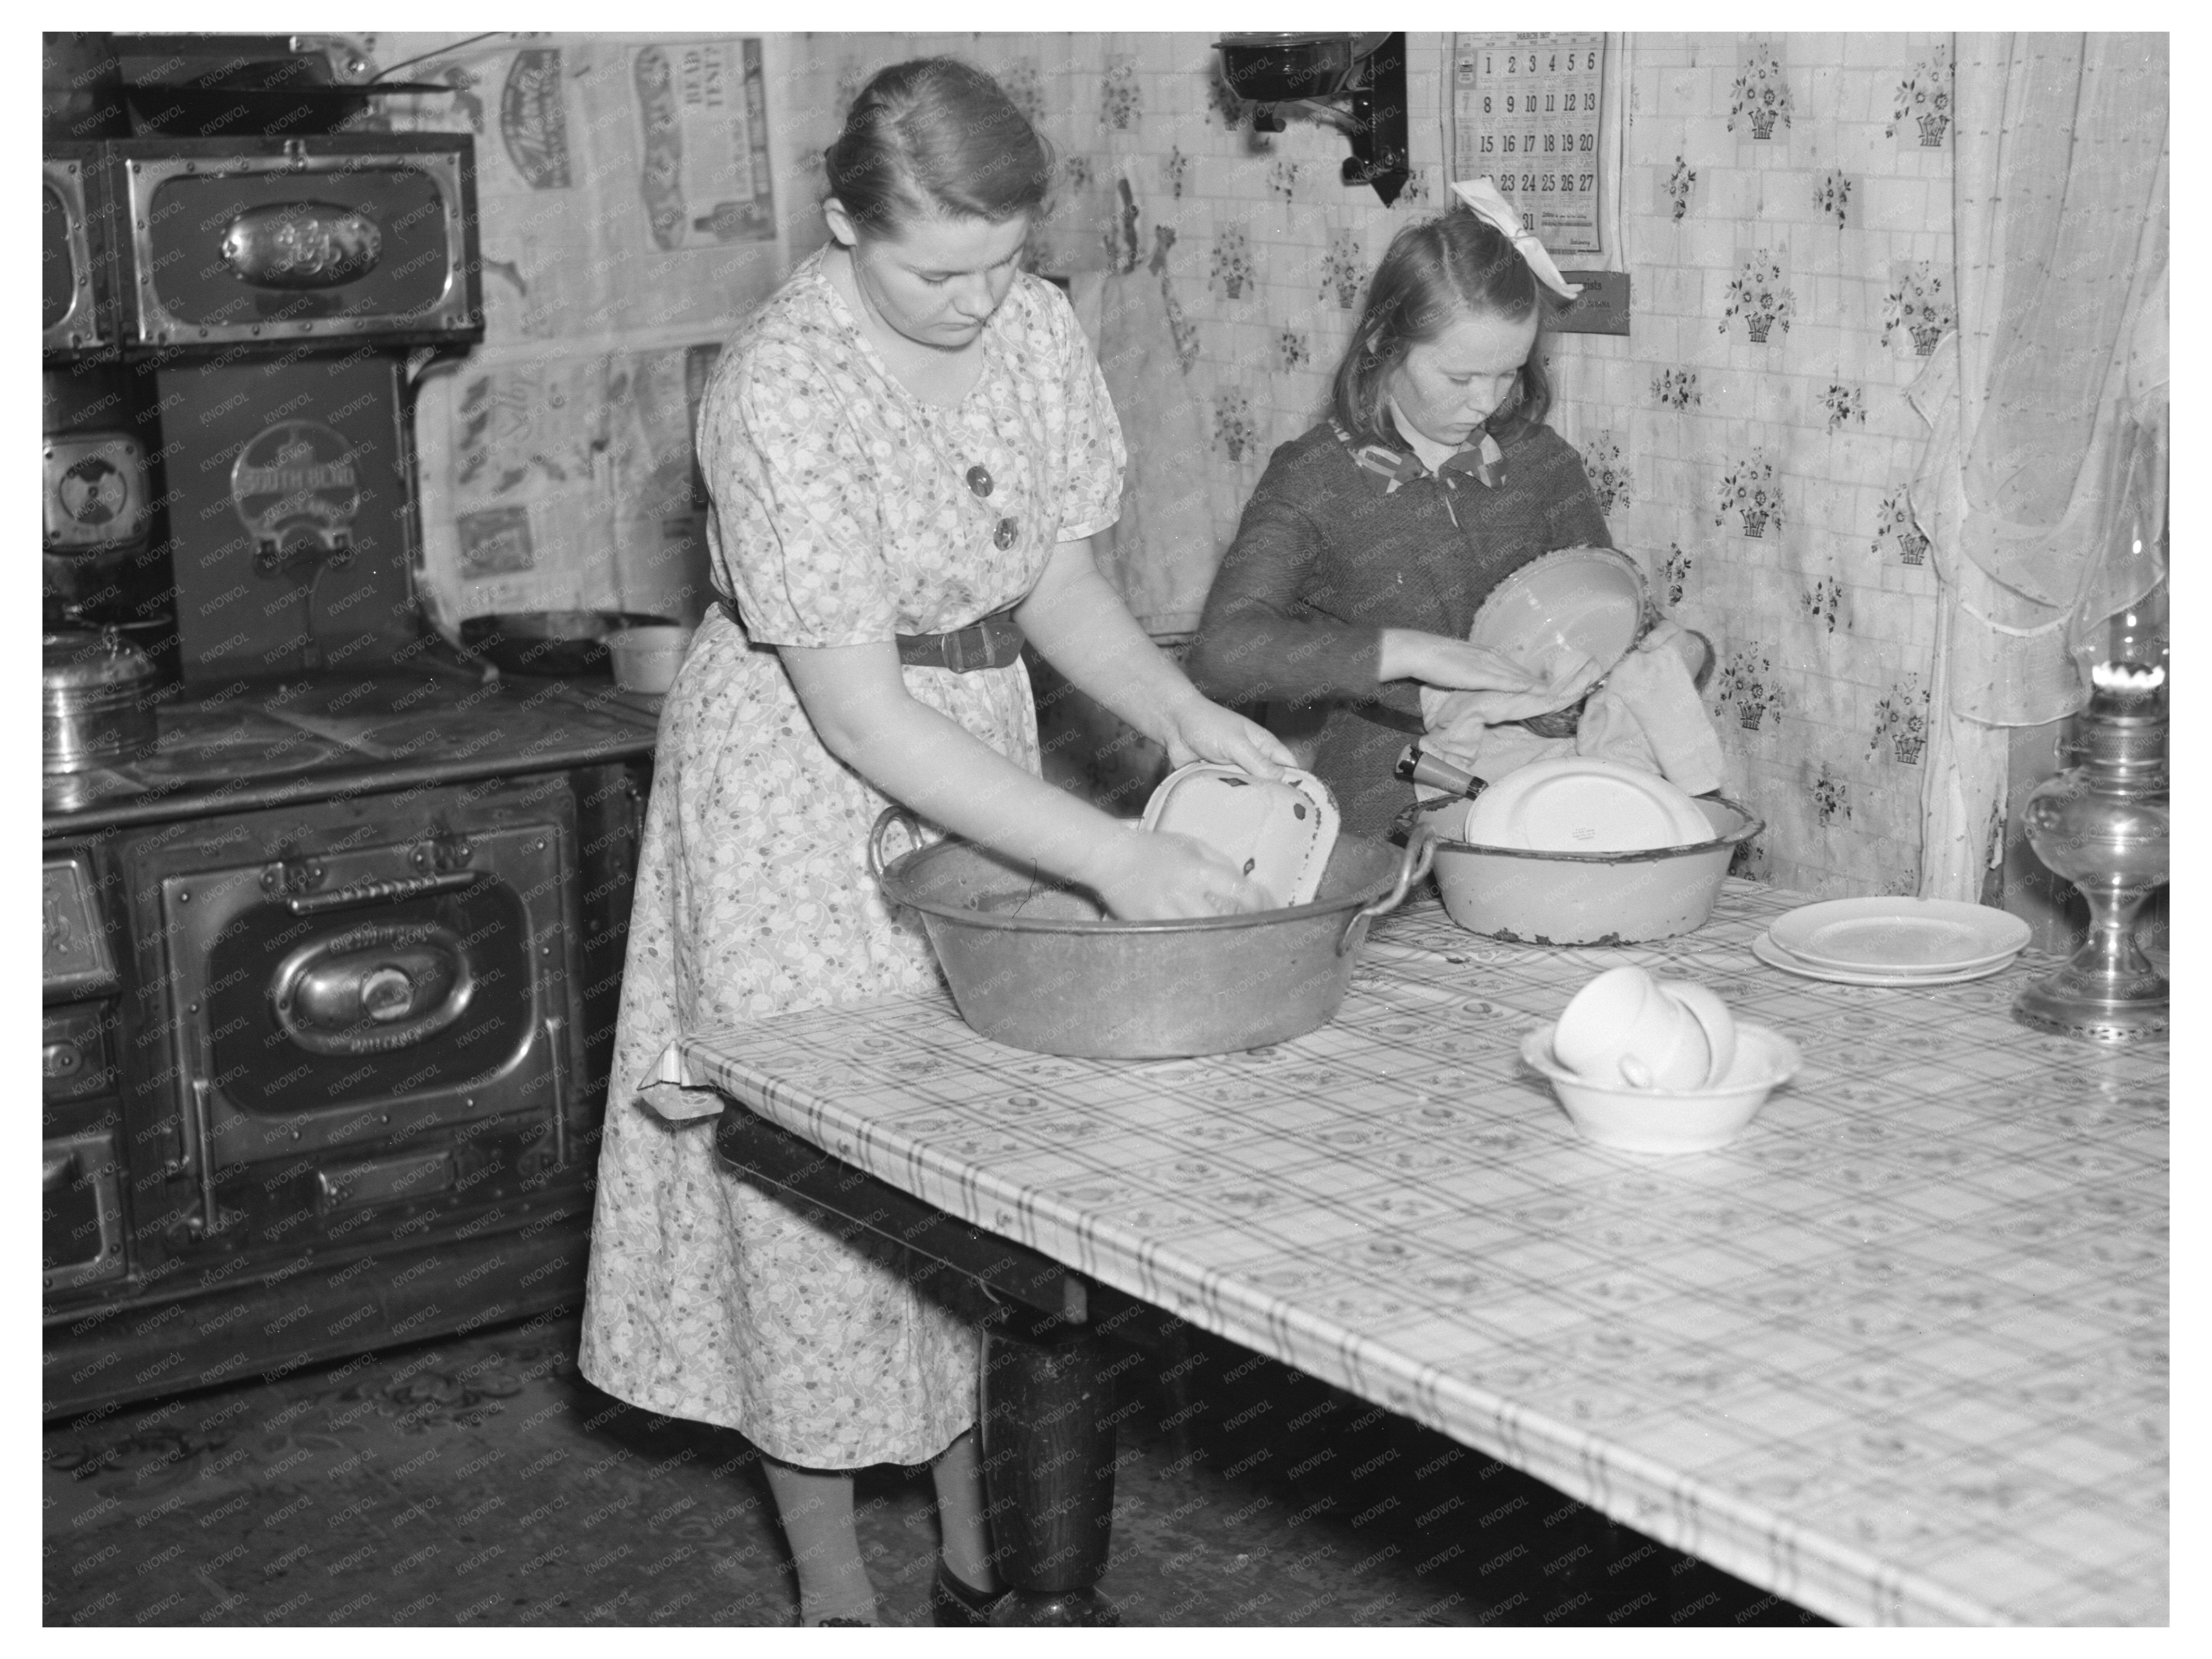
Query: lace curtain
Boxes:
[{"xmin": 1906, "ymin": 33, "xmax": 2169, "ymax": 899}]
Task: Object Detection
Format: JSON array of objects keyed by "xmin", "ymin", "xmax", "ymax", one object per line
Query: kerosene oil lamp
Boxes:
[{"xmin": 2013, "ymin": 604, "xmax": 2169, "ymax": 1043}]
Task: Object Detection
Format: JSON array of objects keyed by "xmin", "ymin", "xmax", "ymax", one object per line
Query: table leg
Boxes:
[{"xmin": 979, "ymin": 1306, "xmax": 1120, "ymax": 1626}]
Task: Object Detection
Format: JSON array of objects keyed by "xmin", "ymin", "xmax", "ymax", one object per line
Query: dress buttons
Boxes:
[
  {"xmin": 965, "ymin": 464, "xmax": 993, "ymax": 497},
  {"xmin": 993, "ymin": 518, "xmax": 1018, "ymax": 550}
]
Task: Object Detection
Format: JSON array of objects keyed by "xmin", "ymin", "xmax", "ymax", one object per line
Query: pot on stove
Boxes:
[{"xmin": 42, "ymin": 627, "xmax": 157, "ymax": 774}]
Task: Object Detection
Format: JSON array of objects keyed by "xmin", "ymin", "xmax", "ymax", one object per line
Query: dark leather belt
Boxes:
[
  {"xmin": 714, "ymin": 593, "xmax": 1025, "ymax": 675},
  {"xmin": 896, "ymin": 607, "xmax": 1025, "ymax": 673}
]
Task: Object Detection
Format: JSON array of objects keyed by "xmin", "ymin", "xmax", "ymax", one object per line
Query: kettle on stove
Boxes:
[{"xmin": 43, "ymin": 626, "xmax": 157, "ymax": 774}]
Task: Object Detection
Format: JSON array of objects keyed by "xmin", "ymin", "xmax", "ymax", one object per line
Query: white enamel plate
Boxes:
[
  {"xmin": 1464, "ymin": 757, "xmax": 1711, "ymax": 853},
  {"xmin": 1750, "ymin": 931, "xmax": 2018, "ymax": 988},
  {"xmin": 1766, "ymin": 897, "xmax": 2030, "ymax": 976}
]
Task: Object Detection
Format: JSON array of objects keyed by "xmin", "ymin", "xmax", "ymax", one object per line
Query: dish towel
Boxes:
[
  {"xmin": 1420, "ymin": 621, "xmax": 1725, "ymax": 794},
  {"xmin": 1069, "ymin": 177, "xmax": 1220, "ymax": 637}
]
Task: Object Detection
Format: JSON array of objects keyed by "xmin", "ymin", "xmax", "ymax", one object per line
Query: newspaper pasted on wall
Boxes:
[{"xmin": 369, "ymin": 32, "xmax": 790, "ymax": 632}]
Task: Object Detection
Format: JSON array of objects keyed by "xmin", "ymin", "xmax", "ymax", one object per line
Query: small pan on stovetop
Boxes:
[{"xmin": 458, "ymin": 611, "xmax": 677, "ymax": 677}]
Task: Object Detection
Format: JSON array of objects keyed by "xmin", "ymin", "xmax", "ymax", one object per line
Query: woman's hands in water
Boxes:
[
  {"xmin": 786, "ymin": 640, "xmax": 1275, "ymax": 924},
  {"xmin": 1084, "ymin": 826, "xmax": 1275, "ymax": 921},
  {"xmin": 1155, "ymin": 691, "xmax": 1295, "ymax": 780},
  {"xmin": 1078, "ymin": 690, "xmax": 1290, "ymax": 921}
]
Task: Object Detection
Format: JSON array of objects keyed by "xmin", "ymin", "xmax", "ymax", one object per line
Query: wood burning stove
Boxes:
[
  {"xmin": 42, "ymin": 59, "xmax": 657, "ymax": 1417},
  {"xmin": 45, "ymin": 723, "xmax": 655, "ymax": 1419}
]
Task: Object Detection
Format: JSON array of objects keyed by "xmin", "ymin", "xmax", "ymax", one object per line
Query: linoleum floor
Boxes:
[{"xmin": 43, "ymin": 1309, "xmax": 1819, "ymax": 1628}]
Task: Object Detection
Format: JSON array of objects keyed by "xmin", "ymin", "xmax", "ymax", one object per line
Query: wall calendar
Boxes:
[{"xmin": 1450, "ymin": 32, "xmax": 1609, "ymax": 259}]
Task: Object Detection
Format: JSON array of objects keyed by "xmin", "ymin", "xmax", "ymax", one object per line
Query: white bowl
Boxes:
[
  {"xmin": 607, "ymin": 624, "xmax": 693, "ymax": 694},
  {"xmin": 1520, "ymin": 1020, "xmax": 1800, "ymax": 1153},
  {"xmin": 1401, "ymin": 793, "xmax": 1763, "ymax": 946},
  {"xmin": 1469, "ymin": 545, "xmax": 1647, "ymax": 678}
]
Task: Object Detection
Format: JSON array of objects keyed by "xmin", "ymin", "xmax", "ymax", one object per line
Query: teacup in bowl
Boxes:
[
  {"xmin": 1521, "ymin": 1020, "xmax": 1801, "ymax": 1153},
  {"xmin": 1657, "ymin": 979, "xmax": 1736, "ymax": 1086},
  {"xmin": 1554, "ymin": 964, "xmax": 1730, "ymax": 1090}
]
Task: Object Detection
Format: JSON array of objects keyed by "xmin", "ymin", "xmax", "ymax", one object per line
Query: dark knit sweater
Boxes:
[{"xmin": 1187, "ymin": 419, "xmax": 1609, "ymax": 840}]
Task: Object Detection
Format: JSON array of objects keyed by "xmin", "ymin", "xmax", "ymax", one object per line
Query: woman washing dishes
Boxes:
[
  {"xmin": 1189, "ymin": 180, "xmax": 1702, "ymax": 839},
  {"xmin": 579, "ymin": 59, "xmax": 1289, "ymax": 1627}
]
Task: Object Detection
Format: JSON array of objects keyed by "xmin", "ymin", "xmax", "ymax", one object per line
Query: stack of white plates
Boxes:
[{"xmin": 1752, "ymin": 897, "xmax": 2031, "ymax": 987}]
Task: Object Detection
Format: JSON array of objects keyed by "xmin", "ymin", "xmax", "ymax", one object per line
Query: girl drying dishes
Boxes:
[{"xmin": 1187, "ymin": 180, "xmax": 1614, "ymax": 841}]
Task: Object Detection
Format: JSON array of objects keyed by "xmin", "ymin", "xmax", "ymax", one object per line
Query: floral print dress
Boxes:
[{"xmin": 578, "ymin": 251, "xmax": 1126, "ymax": 1466}]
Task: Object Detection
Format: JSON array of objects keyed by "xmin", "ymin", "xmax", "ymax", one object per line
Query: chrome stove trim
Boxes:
[{"xmin": 41, "ymin": 158, "xmax": 103, "ymax": 354}]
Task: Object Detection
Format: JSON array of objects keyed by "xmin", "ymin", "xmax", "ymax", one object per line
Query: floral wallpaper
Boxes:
[
  {"xmin": 1886, "ymin": 43, "xmax": 1955, "ymax": 148},
  {"xmin": 1720, "ymin": 251, "xmax": 1795, "ymax": 343},
  {"xmin": 1727, "ymin": 38, "xmax": 1792, "ymax": 139},
  {"xmin": 773, "ymin": 31, "xmax": 1959, "ymax": 898},
  {"xmin": 1882, "ymin": 260, "xmax": 1955, "ymax": 355},
  {"xmin": 1543, "ymin": 31, "xmax": 1958, "ymax": 898}
]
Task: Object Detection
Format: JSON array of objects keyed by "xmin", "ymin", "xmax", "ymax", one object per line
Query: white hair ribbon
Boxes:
[{"xmin": 1449, "ymin": 177, "xmax": 1582, "ymax": 300}]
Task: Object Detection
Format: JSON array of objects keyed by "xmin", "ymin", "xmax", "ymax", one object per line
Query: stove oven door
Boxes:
[{"xmin": 126, "ymin": 780, "xmax": 584, "ymax": 1238}]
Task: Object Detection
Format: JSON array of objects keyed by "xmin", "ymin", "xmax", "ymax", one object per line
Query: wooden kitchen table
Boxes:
[{"xmin": 674, "ymin": 879, "xmax": 2168, "ymax": 1626}]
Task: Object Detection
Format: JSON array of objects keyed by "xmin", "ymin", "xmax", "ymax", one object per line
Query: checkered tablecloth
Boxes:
[{"xmin": 675, "ymin": 879, "xmax": 2168, "ymax": 1627}]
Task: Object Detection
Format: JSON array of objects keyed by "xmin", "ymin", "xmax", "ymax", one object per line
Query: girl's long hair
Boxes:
[{"xmin": 1330, "ymin": 207, "xmax": 1559, "ymax": 449}]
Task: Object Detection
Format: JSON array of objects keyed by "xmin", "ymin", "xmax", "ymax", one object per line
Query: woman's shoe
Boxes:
[{"xmin": 931, "ymin": 1560, "xmax": 1008, "ymax": 1627}]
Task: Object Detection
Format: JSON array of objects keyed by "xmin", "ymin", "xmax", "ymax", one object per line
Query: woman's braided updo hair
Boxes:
[
  {"xmin": 1330, "ymin": 207, "xmax": 1559, "ymax": 449},
  {"xmin": 825, "ymin": 59, "xmax": 1054, "ymax": 236}
]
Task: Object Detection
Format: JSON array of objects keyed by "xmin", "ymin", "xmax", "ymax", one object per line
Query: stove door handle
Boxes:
[
  {"xmin": 186, "ymin": 1076, "xmax": 227, "ymax": 1239},
  {"xmin": 543, "ymin": 1013, "xmax": 569, "ymax": 1171},
  {"xmin": 285, "ymin": 869, "xmax": 481, "ymax": 914}
]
